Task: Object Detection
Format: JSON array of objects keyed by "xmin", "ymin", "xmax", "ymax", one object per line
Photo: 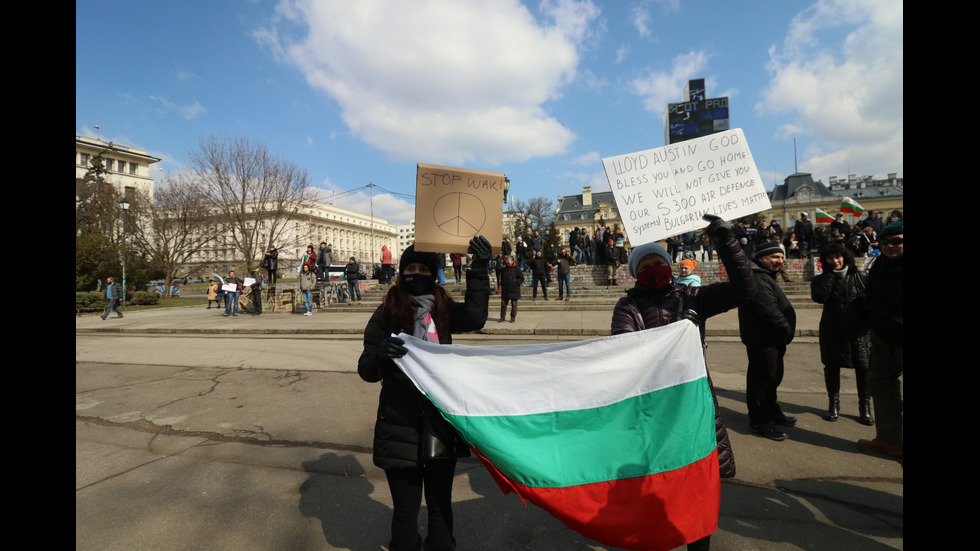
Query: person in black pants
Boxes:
[
  {"xmin": 528, "ymin": 249, "xmax": 548, "ymax": 300},
  {"xmin": 262, "ymin": 245, "xmax": 279, "ymax": 286},
  {"xmin": 357, "ymin": 238, "xmax": 491, "ymax": 551}
]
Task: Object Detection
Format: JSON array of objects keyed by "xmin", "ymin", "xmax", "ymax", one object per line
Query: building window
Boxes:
[
  {"xmin": 129, "ymin": 162, "xmax": 138, "ymax": 175},
  {"xmin": 79, "ymin": 153, "xmax": 89, "ymax": 167},
  {"xmin": 105, "ymin": 159, "xmax": 115, "ymax": 172}
]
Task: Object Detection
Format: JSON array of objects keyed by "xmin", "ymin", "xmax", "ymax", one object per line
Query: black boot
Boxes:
[
  {"xmin": 825, "ymin": 394, "xmax": 840, "ymax": 422},
  {"xmin": 858, "ymin": 397, "xmax": 875, "ymax": 426},
  {"xmin": 823, "ymin": 367, "xmax": 840, "ymax": 421},
  {"xmin": 855, "ymin": 367, "xmax": 874, "ymax": 425}
]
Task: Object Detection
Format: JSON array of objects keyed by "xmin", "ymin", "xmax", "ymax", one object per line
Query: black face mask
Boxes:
[{"xmin": 402, "ymin": 273, "xmax": 436, "ymax": 296}]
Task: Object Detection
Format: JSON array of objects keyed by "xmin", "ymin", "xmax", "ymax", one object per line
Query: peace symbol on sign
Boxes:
[{"xmin": 432, "ymin": 192, "xmax": 486, "ymax": 237}]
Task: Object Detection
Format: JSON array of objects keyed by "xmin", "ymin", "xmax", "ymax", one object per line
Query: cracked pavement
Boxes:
[{"xmin": 77, "ymin": 326, "xmax": 902, "ymax": 550}]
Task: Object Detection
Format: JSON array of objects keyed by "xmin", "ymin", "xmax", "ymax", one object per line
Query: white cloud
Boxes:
[
  {"xmin": 149, "ymin": 95, "xmax": 207, "ymax": 120},
  {"xmin": 615, "ymin": 45, "xmax": 628, "ymax": 64},
  {"xmin": 756, "ymin": 0, "xmax": 903, "ymax": 176},
  {"xmin": 631, "ymin": 6, "xmax": 651, "ymax": 37},
  {"xmin": 310, "ymin": 183, "xmax": 416, "ymax": 226},
  {"xmin": 630, "ymin": 50, "xmax": 709, "ymax": 113},
  {"xmin": 260, "ymin": 0, "xmax": 601, "ymax": 166},
  {"xmin": 173, "ymin": 70, "xmax": 201, "ymax": 82},
  {"xmin": 571, "ymin": 151, "xmax": 601, "ymax": 166}
]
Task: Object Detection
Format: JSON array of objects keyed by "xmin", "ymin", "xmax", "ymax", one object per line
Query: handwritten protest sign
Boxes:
[
  {"xmin": 414, "ymin": 163, "xmax": 505, "ymax": 254},
  {"xmin": 602, "ymin": 129, "xmax": 771, "ymax": 247}
]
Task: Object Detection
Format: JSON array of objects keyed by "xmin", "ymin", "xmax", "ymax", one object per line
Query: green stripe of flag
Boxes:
[{"xmin": 442, "ymin": 377, "xmax": 715, "ymax": 489}]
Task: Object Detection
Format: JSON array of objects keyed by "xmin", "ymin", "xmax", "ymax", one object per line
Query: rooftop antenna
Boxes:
[{"xmin": 793, "ymin": 138, "xmax": 798, "ymax": 173}]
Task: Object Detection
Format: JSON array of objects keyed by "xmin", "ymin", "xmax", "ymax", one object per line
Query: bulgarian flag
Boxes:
[
  {"xmin": 394, "ymin": 321, "xmax": 719, "ymax": 551},
  {"xmin": 840, "ymin": 197, "xmax": 864, "ymax": 216},
  {"xmin": 814, "ymin": 208, "xmax": 835, "ymax": 223}
]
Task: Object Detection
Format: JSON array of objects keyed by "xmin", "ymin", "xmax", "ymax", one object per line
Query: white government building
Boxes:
[{"xmin": 77, "ymin": 135, "xmax": 397, "ymax": 279}]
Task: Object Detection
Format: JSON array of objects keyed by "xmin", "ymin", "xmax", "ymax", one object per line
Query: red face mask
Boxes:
[{"xmin": 636, "ymin": 265, "xmax": 673, "ymax": 291}]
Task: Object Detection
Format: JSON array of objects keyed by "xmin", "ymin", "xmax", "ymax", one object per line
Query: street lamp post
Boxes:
[{"xmin": 119, "ymin": 198, "xmax": 130, "ymax": 307}]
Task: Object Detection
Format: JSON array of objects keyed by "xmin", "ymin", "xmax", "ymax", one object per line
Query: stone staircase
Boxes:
[{"xmin": 314, "ymin": 257, "xmax": 826, "ymax": 313}]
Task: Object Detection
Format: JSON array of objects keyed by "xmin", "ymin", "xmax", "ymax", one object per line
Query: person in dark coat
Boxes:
[
  {"xmin": 811, "ymin": 243, "xmax": 873, "ymax": 424},
  {"xmin": 610, "ymin": 215, "xmax": 755, "ymax": 551},
  {"xmin": 793, "ymin": 212, "xmax": 814, "ymax": 258},
  {"xmin": 100, "ymin": 276, "xmax": 124, "ymax": 319},
  {"xmin": 515, "ymin": 237, "xmax": 528, "ymax": 271},
  {"xmin": 857, "ymin": 221, "xmax": 903, "ymax": 458},
  {"xmin": 529, "ymin": 249, "xmax": 549, "ymax": 300},
  {"xmin": 497, "ymin": 254, "xmax": 523, "ymax": 322},
  {"xmin": 739, "ymin": 241, "xmax": 797, "ymax": 441},
  {"xmin": 345, "ymin": 257, "xmax": 362, "ymax": 304},
  {"xmin": 357, "ymin": 237, "xmax": 491, "ymax": 551},
  {"xmin": 317, "ymin": 242, "xmax": 333, "ymax": 283},
  {"xmin": 262, "ymin": 245, "xmax": 279, "ymax": 286}
]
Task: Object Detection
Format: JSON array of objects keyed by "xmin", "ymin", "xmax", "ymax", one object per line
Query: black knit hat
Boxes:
[
  {"xmin": 399, "ymin": 245, "xmax": 441, "ymax": 275},
  {"xmin": 753, "ymin": 241, "xmax": 784, "ymax": 260}
]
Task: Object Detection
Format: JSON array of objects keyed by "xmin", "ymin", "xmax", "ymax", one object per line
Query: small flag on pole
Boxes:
[
  {"xmin": 840, "ymin": 197, "xmax": 864, "ymax": 216},
  {"xmin": 814, "ymin": 208, "xmax": 834, "ymax": 223}
]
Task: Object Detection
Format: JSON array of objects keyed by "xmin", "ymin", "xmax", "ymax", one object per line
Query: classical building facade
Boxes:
[
  {"xmin": 765, "ymin": 172, "xmax": 904, "ymax": 230},
  {"xmin": 553, "ymin": 186, "xmax": 625, "ymax": 246},
  {"xmin": 183, "ymin": 199, "xmax": 397, "ymax": 278},
  {"xmin": 76, "ymin": 135, "xmax": 160, "ymax": 199}
]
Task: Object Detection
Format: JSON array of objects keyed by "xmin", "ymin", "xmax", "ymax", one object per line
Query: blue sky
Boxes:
[{"xmin": 76, "ymin": 0, "xmax": 903, "ymax": 226}]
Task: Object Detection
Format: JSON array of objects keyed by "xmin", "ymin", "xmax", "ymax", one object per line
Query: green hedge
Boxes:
[
  {"xmin": 76, "ymin": 291, "xmax": 161, "ymax": 311},
  {"xmin": 128, "ymin": 291, "xmax": 161, "ymax": 305}
]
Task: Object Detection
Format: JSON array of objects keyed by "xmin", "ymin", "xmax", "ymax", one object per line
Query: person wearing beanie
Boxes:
[
  {"xmin": 498, "ymin": 253, "xmax": 523, "ymax": 322},
  {"xmin": 357, "ymin": 236, "xmax": 491, "ymax": 551},
  {"xmin": 345, "ymin": 256, "xmax": 363, "ymax": 304},
  {"xmin": 857, "ymin": 220, "xmax": 903, "ymax": 458},
  {"xmin": 676, "ymin": 259, "xmax": 701, "ymax": 287},
  {"xmin": 612, "ymin": 215, "xmax": 756, "ymax": 551},
  {"xmin": 738, "ymin": 238, "xmax": 797, "ymax": 441}
]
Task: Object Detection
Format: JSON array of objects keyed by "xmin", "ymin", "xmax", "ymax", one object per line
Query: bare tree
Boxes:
[
  {"xmin": 128, "ymin": 173, "xmax": 220, "ymax": 295},
  {"xmin": 511, "ymin": 196, "xmax": 555, "ymax": 238},
  {"xmin": 189, "ymin": 135, "xmax": 311, "ymax": 271}
]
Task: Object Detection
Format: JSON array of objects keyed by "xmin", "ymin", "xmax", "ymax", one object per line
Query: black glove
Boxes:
[
  {"xmin": 703, "ymin": 214, "xmax": 735, "ymax": 247},
  {"xmin": 468, "ymin": 235, "xmax": 493, "ymax": 269},
  {"xmin": 676, "ymin": 309, "xmax": 700, "ymax": 326},
  {"xmin": 378, "ymin": 336, "xmax": 408, "ymax": 360}
]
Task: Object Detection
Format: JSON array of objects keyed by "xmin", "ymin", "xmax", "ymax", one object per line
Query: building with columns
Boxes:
[
  {"xmin": 76, "ymin": 135, "xmax": 160, "ymax": 200},
  {"xmin": 766, "ymin": 172, "xmax": 903, "ymax": 230},
  {"xmin": 183, "ymin": 199, "xmax": 397, "ymax": 279}
]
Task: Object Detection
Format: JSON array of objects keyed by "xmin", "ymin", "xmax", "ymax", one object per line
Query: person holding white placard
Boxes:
[{"xmin": 222, "ymin": 271, "xmax": 241, "ymax": 317}]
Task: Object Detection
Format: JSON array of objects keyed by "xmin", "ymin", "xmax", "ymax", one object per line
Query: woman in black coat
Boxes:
[
  {"xmin": 811, "ymin": 243, "xmax": 873, "ymax": 425},
  {"xmin": 357, "ymin": 238, "xmax": 491, "ymax": 551},
  {"xmin": 497, "ymin": 254, "xmax": 524, "ymax": 322}
]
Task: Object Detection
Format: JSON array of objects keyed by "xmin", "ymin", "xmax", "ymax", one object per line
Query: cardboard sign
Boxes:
[
  {"xmin": 414, "ymin": 163, "xmax": 505, "ymax": 254},
  {"xmin": 602, "ymin": 129, "xmax": 771, "ymax": 247}
]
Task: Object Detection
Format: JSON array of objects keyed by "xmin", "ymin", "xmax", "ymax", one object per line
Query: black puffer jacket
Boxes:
[
  {"xmin": 865, "ymin": 255, "xmax": 903, "ymax": 345},
  {"xmin": 738, "ymin": 262, "xmax": 796, "ymax": 346},
  {"xmin": 610, "ymin": 239, "xmax": 755, "ymax": 479},
  {"xmin": 811, "ymin": 267, "xmax": 870, "ymax": 368},
  {"xmin": 357, "ymin": 267, "xmax": 489, "ymax": 471},
  {"xmin": 498, "ymin": 264, "xmax": 524, "ymax": 301}
]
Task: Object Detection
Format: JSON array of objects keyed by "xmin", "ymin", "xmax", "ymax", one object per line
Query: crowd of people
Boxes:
[
  {"xmin": 102, "ymin": 208, "xmax": 901, "ymax": 550},
  {"xmin": 350, "ymin": 212, "xmax": 901, "ymax": 551}
]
